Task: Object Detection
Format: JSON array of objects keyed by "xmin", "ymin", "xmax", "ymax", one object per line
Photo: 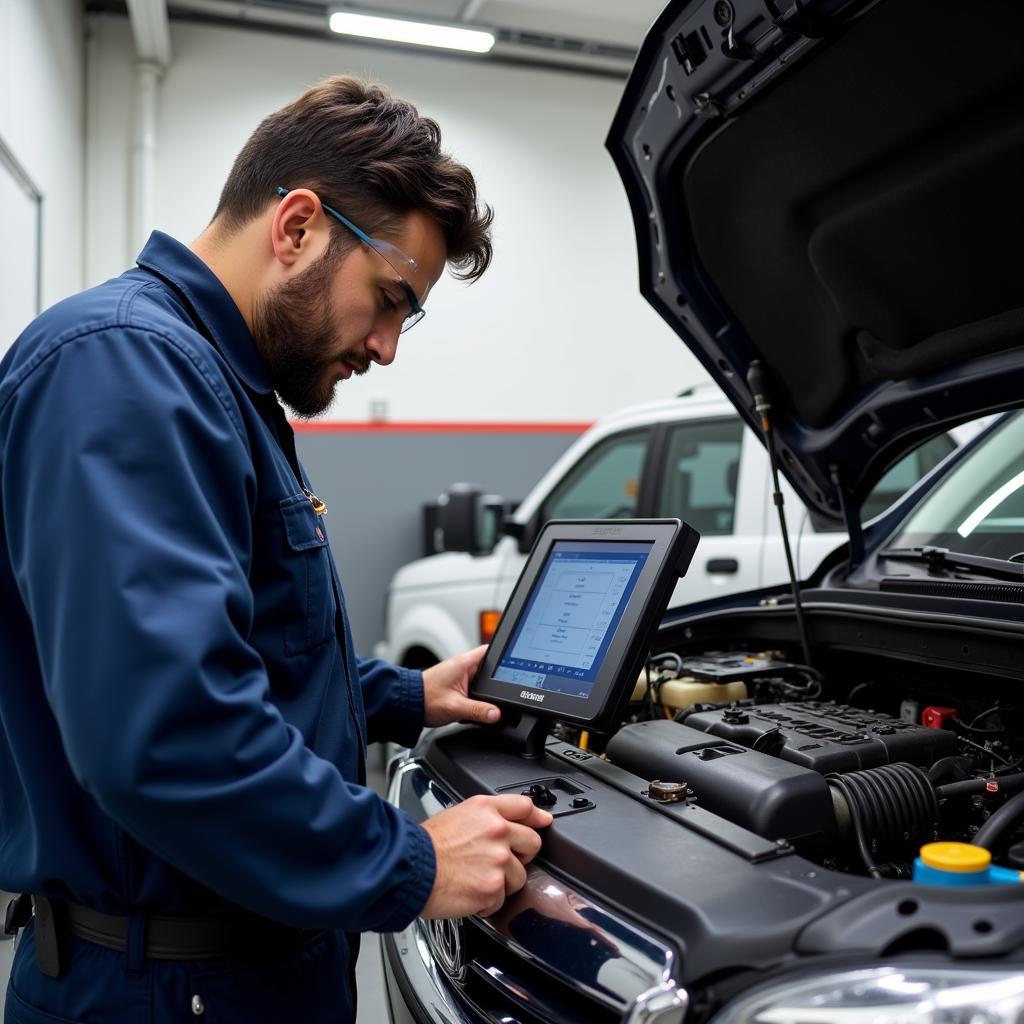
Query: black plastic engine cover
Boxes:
[
  {"xmin": 605, "ymin": 720, "xmax": 838, "ymax": 854},
  {"xmin": 685, "ymin": 701, "xmax": 958, "ymax": 774}
]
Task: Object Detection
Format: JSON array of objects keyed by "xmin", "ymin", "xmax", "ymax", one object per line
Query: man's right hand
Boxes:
[{"xmin": 420, "ymin": 794, "xmax": 553, "ymax": 919}]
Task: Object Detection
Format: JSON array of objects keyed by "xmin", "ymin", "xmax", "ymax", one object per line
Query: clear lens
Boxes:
[
  {"xmin": 712, "ymin": 967, "xmax": 1024, "ymax": 1024},
  {"xmin": 401, "ymin": 308, "xmax": 426, "ymax": 333}
]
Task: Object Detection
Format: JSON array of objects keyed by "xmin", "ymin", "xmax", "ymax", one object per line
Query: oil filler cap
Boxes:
[{"xmin": 647, "ymin": 780, "xmax": 688, "ymax": 804}]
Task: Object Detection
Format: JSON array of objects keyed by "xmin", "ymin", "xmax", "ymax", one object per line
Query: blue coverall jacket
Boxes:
[{"xmin": 0, "ymin": 232, "xmax": 436, "ymax": 1022}]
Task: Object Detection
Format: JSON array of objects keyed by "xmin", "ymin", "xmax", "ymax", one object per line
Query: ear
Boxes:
[{"xmin": 270, "ymin": 189, "xmax": 325, "ymax": 269}]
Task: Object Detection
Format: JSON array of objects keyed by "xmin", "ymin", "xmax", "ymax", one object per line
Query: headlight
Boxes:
[{"xmin": 712, "ymin": 967, "xmax": 1024, "ymax": 1024}]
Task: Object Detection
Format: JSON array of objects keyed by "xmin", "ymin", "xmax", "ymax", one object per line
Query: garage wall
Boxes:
[
  {"xmin": 295, "ymin": 426, "xmax": 584, "ymax": 651},
  {"xmin": 85, "ymin": 15, "xmax": 706, "ymax": 423},
  {"xmin": 0, "ymin": 0, "xmax": 85, "ymax": 350},
  {"xmin": 83, "ymin": 13, "xmax": 711, "ymax": 652}
]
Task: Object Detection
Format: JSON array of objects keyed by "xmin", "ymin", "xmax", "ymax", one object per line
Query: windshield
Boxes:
[{"xmin": 891, "ymin": 411, "xmax": 1024, "ymax": 560}]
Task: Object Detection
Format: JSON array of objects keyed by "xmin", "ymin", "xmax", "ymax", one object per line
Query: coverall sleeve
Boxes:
[
  {"xmin": 358, "ymin": 658, "xmax": 424, "ymax": 747},
  {"xmin": 3, "ymin": 326, "xmax": 435, "ymax": 932}
]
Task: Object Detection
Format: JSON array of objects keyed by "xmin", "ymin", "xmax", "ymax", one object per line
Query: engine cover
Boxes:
[
  {"xmin": 605, "ymin": 719, "xmax": 838, "ymax": 854},
  {"xmin": 685, "ymin": 701, "xmax": 958, "ymax": 774}
]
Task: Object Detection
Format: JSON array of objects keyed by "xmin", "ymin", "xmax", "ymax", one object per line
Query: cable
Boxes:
[
  {"xmin": 968, "ymin": 704, "xmax": 1018, "ymax": 730},
  {"xmin": 956, "ymin": 735, "xmax": 1015, "ymax": 767},
  {"xmin": 972, "ymin": 790, "xmax": 1024, "ymax": 850},
  {"xmin": 747, "ymin": 361, "xmax": 813, "ymax": 668},
  {"xmin": 958, "ymin": 704, "xmax": 1024, "ymax": 739},
  {"xmin": 643, "ymin": 652, "xmax": 681, "ymax": 720},
  {"xmin": 846, "ymin": 681, "xmax": 876, "ymax": 706},
  {"xmin": 937, "ymin": 772, "xmax": 1024, "ymax": 800},
  {"xmin": 649, "ymin": 652, "xmax": 683, "ymax": 674}
]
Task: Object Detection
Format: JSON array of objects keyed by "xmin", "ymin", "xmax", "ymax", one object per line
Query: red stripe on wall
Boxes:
[{"xmin": 290, "ymin": 421, "xmax": 592, "ymax": 434}]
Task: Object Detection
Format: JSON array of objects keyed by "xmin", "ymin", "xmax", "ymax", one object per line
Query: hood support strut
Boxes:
[{"xmin": 831, "ymin": 467, "xmax": 865, "ymax": 569}]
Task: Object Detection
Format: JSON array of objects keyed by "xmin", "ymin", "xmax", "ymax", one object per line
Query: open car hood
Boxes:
[{"xmin": 607, "ymin": 0, "xmax": 1024, "ymax": 523}]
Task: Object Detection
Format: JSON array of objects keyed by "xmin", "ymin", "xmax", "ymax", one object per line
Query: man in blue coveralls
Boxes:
[{"xmin": 0, "ymin": 76, "xmax": 552, "ymax": 1022}]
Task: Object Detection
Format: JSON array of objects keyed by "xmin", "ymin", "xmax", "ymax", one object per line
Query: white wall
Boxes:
[
  {"xmin": 86, "ymin": 16, "xmax": 708, "ymax": 422},
  {"xmin": 0, "ymin": 0, "xmax": 84, "ymax": 324}
]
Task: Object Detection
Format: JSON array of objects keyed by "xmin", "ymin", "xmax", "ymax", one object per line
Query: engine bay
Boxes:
[{"xmin": 551, "ymin": 649, "xmax": 1024, "ymax": 882}]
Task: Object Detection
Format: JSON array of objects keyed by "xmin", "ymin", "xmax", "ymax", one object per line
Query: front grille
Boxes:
[
  {"xmin": 456, "ymin": 916, "xmax": 620, "ymax": 1024},
  {"xmin": 388, "ymin": 759, "xmax": 684, "ymax": 1024}
]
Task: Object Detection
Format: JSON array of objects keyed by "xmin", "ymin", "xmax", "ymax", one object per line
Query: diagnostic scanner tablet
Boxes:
[{"xmin": 471, "ymin": 519, "xmax": 699, "ymax": 739}]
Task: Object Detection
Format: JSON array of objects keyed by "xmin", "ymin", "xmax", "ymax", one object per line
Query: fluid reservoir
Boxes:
[
  {"xmin": 913, "ymin": 842, "xmax": 1024, "ymax": 887},
  {"xmin": 630, "ymin": 674, "xmax": 747, "ymax": 711}
]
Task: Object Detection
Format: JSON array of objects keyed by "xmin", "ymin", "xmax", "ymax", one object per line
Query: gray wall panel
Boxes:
[{"xmin": 295, "ymin": 430, "xmax": 582, "ymax": 656}]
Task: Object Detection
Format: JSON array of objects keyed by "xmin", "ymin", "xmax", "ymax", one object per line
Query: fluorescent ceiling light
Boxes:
[{"xmin": 328, "ymin": 10, "xmax": 495, "ymax": 53}]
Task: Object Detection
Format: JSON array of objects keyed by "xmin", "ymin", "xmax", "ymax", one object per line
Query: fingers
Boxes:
[
  {"xmin": 419, "ymin": 794, "xmax": 552, "ymax": 920},
  {"xmin": 491, "ymin": 794, "xmax": 555, "ymax": 829},
  {"xmin": 503, "ymin": 851, "xmax": 527, "ymax": 897},
  {"xmin": 459, "ymin": 698, "xmax": 500, "ymax": 724},
  {"xmin": 507, "ymin": 822, "xmax": 544, "ymax": 864},
  {"xmin": 465, "ymin": 644, "xmax": 488, "ymax": 668}
]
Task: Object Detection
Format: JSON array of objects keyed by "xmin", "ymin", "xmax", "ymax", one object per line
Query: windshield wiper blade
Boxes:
[{"xmin": 878, "ymin": 546, "xmax": 1024, "ymax": 582}]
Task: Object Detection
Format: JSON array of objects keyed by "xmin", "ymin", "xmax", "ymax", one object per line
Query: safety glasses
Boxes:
[{"xmin": 275, "ymin": 186, "xmax": 426, "ymax": 332}]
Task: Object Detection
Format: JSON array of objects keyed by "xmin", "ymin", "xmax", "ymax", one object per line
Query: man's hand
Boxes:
[
  {"xmin": 422, "ymin": 645, "xmax": 501, "ymax": 728},
  {"xmin": 420, "ymin": 795, "xmax": 553, "ymax": 919}
]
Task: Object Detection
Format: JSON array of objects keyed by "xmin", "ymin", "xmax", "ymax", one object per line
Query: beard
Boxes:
[{"xmin": 250, "ymin": 249, "xmax": 368, "ymax": 418}]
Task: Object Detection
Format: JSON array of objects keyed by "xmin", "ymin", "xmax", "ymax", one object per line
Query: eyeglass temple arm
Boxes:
[{"xmin": 275, "ymin": 186, "xmax": 374, "ymax": 246}]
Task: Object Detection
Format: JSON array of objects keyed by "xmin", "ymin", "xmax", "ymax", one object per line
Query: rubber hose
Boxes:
[
  {"xmin": 972, "ymin": 790, "xmax": 1024, "ymax": 850},
  {"xmin": 938, "ymin": 772, "xmax": 1024, "ymax": 800}
]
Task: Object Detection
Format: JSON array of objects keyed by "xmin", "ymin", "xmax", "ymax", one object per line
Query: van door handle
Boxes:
[{"xmin": 706, "ymin": 558, "xmax": 739, "ymax": 574}]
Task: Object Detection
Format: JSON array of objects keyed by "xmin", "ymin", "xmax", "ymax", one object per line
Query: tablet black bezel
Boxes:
[{"xmin": 471, "ymin": 519, "xmax": 698, "ymax": 733}]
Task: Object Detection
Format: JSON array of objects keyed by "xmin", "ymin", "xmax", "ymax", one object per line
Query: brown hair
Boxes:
[{"xmin": 213, "ymin": 76, "xmax": 493, "ymax": 281}]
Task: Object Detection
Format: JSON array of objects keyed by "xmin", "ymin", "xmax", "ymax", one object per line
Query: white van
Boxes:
[{"xmin": 377, "ymin": 388, "xmax": 968, "ymax": 668}]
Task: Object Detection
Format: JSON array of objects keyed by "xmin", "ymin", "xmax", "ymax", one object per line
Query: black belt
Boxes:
[{"xmin": 5, "ymin": 894, "xmax": 324, "ymax": 978}]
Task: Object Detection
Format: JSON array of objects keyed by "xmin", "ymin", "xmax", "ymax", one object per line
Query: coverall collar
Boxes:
[{"xmin": 137, "ymin": 231, "xmax": 273, "ymax": 395}]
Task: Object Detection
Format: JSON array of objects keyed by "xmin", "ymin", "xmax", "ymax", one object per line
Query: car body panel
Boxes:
[{"xmin": 606, "ymin": 0, "xmax": 1024, "ymax": 520}]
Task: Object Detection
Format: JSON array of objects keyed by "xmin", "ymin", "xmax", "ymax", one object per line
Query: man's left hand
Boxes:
[{"xmin": 422, "ymin": 645, "xmax": 501, "ymax": 727}]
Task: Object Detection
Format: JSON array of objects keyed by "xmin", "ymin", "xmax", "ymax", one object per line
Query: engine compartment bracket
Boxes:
[{"xmin": 547, "ymin": 740, "xmax": 795, "ymax": 863}]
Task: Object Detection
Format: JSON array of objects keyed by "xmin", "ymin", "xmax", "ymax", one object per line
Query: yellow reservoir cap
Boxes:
[{"xmin": 920, "ymin": 842, "xmax": 991, "ymax": 873}]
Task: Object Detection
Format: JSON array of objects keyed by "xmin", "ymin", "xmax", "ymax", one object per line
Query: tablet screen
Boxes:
[
  {"xmin": 493, "ymin": 540, "xmax": 652, "ymax": 698},
  {"xmin": 471, "ymin": 519, "xmax": 698, "ymax": 732}
]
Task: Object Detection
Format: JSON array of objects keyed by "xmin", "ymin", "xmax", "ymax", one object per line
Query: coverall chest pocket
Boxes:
[{"xmin": 278, "ymin": 493, "xmax": 336, "ymax": 655}]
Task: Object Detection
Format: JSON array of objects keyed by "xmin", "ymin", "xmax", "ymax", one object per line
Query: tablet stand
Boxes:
[{"xmin": 494, "ymin": 711, "xmax": 549, "ymax": 759}]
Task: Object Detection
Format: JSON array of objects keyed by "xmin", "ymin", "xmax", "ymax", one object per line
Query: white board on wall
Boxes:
[{"xmin": 0, "ymin": 137, "xmax": 41, "ymax": 360}]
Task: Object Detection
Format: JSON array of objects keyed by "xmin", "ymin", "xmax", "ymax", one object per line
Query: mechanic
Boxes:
[{"xmin": 0, "ymin": 76, "xmax": 552, "ymax": 1023}]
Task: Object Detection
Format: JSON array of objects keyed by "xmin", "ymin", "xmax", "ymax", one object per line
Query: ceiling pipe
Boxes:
[
  {"xmin": 130, "ymin": 60, "xmax": 162, "ymax": 256},
  {"xmin": 125, "ymin": 0, "xmax": 171, "ymax": 258},
  {"xmin": 126, "ymin": 0, "xmax": 172, "ymax": 65}
]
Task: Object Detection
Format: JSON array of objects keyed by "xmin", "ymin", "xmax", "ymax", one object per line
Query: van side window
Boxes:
[
  {"xmin": 657, "ymin": 419, "xmax": 744, "ymax": 535},
  {"xmin": 541, "ymin": 430, "xmax": 650, "ymax": 522}
]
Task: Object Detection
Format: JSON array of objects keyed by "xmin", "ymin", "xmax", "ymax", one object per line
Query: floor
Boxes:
[
  {"xmin": 355, "ymin": 754, "xmax": 392, "ymax": 1024},
  {"xmin": 0, "ymin": 915, "xmax": 13, "ymax": 1019}
]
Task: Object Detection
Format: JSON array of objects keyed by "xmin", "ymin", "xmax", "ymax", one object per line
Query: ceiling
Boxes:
[
  {"xmin": 270, "ymin": 0, "xmax": 665, "ymax": 48},
  {"xmin": 99, "ymin": 0, "xmax": 669, "ymax": 76}
]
